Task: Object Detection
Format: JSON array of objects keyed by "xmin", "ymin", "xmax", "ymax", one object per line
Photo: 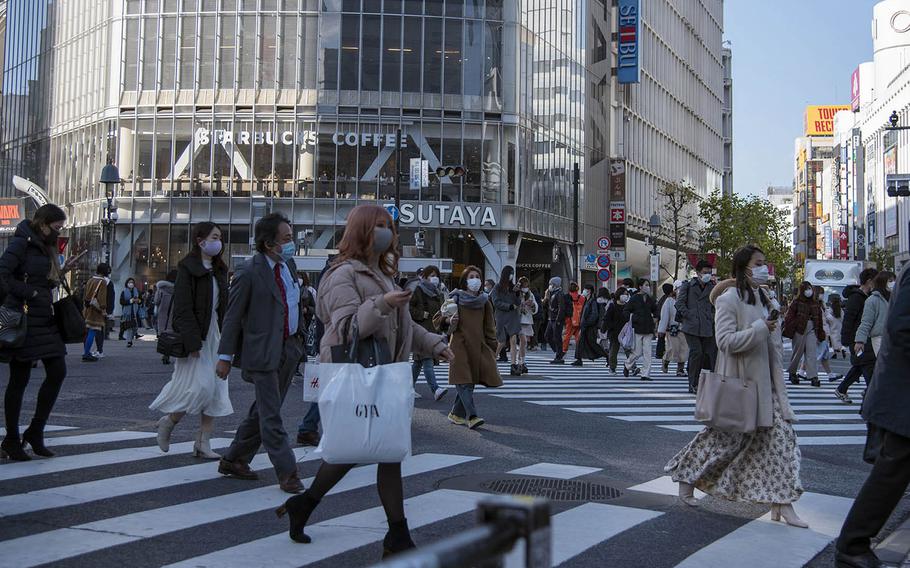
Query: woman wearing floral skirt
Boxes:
[{"xmin": 665, "ymin": 245, "xmax": 808, "ymax": 528}]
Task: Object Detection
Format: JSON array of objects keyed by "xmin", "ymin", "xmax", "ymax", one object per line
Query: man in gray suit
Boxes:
[{"xmin": 216, "ymin": 213, "xmax": 305, "ymax": 494}]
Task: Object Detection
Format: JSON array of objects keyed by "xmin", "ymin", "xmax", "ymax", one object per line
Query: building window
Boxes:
[
  {"xmin": 443, "ymin": 18, "xmax": 462, "ymax": 95},
  {"xmin": 361, "ymin": 15, "xmax": 381, "ymax": 91},
  {"xmin": 339, "ymin": 14, "xmax": 360, "ymax": 91},
  {"xmin": 382, "ymin": 15, "xmax": 402, "ymax": 93},
  {"xmin": 423, "ymin": 18, "xmax": 442, "ymax": 94}
]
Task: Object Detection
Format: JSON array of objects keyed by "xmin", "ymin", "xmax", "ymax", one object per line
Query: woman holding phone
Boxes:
[{"xmin": 666, "ymin": 245, "xmax": 807, "ymax": 528}]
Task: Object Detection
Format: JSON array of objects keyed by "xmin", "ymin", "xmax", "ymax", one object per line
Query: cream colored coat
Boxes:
[
  {"xmin": 710, "ymin": 280, "xmax": 796, "ymax": 427},
  {"xmin": 316, "ymin": 259, "xmax": 447, "ymax": 364}
]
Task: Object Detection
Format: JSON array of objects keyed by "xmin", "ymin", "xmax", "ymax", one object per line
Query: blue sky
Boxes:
[{"xmin": 724, "ymin": 0, "xmax": 879, "ymax": 197}]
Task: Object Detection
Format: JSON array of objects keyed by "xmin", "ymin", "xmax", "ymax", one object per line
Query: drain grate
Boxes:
[{"xmin": 480, "ymin": 478, "xmax": 622, "ymax": 502}]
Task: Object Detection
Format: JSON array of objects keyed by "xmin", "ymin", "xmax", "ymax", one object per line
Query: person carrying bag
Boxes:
[
  {"xmin": 274, "ymin": 204, "xmax": 453, "ymax": 559},
  {"xmin": 665, "ymin": 245, "xmax": 808, "ymax": 528}
]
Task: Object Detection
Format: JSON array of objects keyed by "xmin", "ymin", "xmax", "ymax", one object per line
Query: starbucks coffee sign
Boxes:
[{"xmin": 194, "ymin": 128, "xmax": 406, "ymax": 148}]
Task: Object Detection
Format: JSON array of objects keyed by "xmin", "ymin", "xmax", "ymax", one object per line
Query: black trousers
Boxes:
[
  {"xmin": 838, "ymin": 342, "xmax": 876, "ymax": 394},
  {"xmin": 545, "ymin": 320, "xmax": 564, "ymax": 358},
  {"xmin": 684, "ymin": 334, "xmax": 717, "ymax": 390},
  {"xmin": 3, "ymin": 357, "xmax": 67, "ymax": 440},
  {"xmin": 837, "ymin": 429, "xmax": 910, "ymax": 556}
]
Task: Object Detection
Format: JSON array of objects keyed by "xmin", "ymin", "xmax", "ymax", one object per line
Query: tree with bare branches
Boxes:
[{"xmin": 657, "ymin": 181, "xmax": 700, "ymax": 280}]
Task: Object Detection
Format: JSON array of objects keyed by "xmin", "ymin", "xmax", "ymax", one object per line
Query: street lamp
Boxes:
[
  {"xmin": 648, "ymin": 213, "xmax": 661, "ymax": 282},
  {"xmin": 99, "ymin": 161, "xmax": 120, "ymax": 264}
]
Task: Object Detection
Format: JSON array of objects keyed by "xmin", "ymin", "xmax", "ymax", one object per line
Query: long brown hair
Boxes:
[
  {"xmin": 188, "ymin": 221, "xmax": 228, "ymax": 274},
  {"xmin": 872, "ymin": 270, "xmax": 896, "ymax": 301},
  {"xmin": 796, "ymin": 280, "xmax": 814, "ymax": 303},
  {"xmin": 334, "ymin": 204, "xmax": 400, "ymax": 277},
  {"xmin": 459, "ymin": 265, "xmax": 483, "ymax": 290}
]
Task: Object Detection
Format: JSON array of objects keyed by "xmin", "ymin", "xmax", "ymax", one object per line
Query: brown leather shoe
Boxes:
[
  {"xmin": 279, "ymin": 471, "xmax": 304, "ymax": 494},
  {"xmin": 296, "ymin": 431, "xmax": 320, "ymax": 446},
  {"xmin": 218, "ymin": 458, "xmax": 259, "ymax": 480}
]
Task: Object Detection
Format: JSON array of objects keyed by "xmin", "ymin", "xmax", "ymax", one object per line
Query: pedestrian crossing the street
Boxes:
[
  {"xmin": 434, "ymin": 350, "xmax": 867, "ymax": 447},
  {"xmin": 0, "ymin": 424, "xmax": 853, "ymax": 568}
]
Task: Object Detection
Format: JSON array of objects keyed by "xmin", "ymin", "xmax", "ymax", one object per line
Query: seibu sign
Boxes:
[
  {"xmin": 393, "ymin": 202, "xmax": 498, "ymax": 228},
  {"xmin": 194, "ymin": 128, "xmax": 407, "ymax": 149}
]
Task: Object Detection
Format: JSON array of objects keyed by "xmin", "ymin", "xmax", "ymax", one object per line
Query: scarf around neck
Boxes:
[
  {"xmin": 418, "ymin": 280, "xmax": 440, "ymax": 298},
  {"xmin": 450, "ymin": 289, "xmax": 489, "ymax": 310}
]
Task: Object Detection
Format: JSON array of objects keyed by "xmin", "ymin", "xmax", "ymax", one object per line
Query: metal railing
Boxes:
[{"xmin": 373, "ymin": 496, "xmax": 552, "ymax": 568}]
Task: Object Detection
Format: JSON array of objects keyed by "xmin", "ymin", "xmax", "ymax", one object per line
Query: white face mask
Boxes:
[
  {"xmin": 641, "ymin": 286, "xmax": 651, "ymax": 296},
  {"xmin": 619, "ymin": 294, "xmax": 630, "ymax": 303},
  {"xmin": 484, "ymin": 285, "xmax": 493, "ymax": 293},
  {"xmin": 298, "ymin": 278, "xmax": 304, "ymax": 287},
  {"xmin": 127, "ymin": 283, "xmax": 134, "ymax": 289},
  {"xmin": 596, "ymin": 297, "xmax": 608, "ymax": 304},
  {"xmin": 581, "ymin": 290, "xmax": 590, "ymax": 298},
  {"xmin": 521, "ymin": 287, "xmax": 529, "ymax": 294},
  {"xmin": 429, "ymin": 276, "xmax": 440, "ymax": 286},
  {"xmin": 467, "ymin": 278, "xmax": 482, "ymax": 292},
  {"xmin": 700, "ymin": 273, "xmax": 712, "ymax": 284},
  {"xmin": 804, "ymin": 289, "xmax": 814, "ymax": 298},
  {"xmin": 750, "ymin": 265, "xmax": 770, "ymax": 285},
  {"xmin": 887, "ymin": 281, "xmax": 895, "ymax": 292}
]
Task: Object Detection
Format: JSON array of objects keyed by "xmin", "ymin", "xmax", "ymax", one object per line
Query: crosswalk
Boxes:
[
  {"xmin": 431, "ymin": 350, "xmax": 867, "ymax": 446},
  {"xmin": 0, "ymin": 424, "xmax": 854, "ymax": 567}
]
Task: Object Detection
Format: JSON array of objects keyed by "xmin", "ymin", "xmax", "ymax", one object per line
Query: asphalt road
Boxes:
[{"xmin": 0, "ymin": 332, "xmax": 907, "ymax": 568}]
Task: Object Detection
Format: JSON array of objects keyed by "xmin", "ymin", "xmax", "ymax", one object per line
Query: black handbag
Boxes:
[
  {"xmin": 330, "ymin": 316, "xmax": 392, "ymax": 368},
  {"xmin": 156, "ymin": 330, "xmax": 189, "ymax": 358},
  {"xmin": 0, "ymin": 304, "xmax": 27, "ymax": 348},
  {"xmin": 54, "ymin": 280, "xmax": 85, "ymax": 344}
]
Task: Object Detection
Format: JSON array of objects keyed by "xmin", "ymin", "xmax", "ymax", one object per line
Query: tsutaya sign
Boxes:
[
  {"xmin": 194, "ymin": 128, "xmax": 407, "ymax": 148},
  {"xmin": 393, "ymin": 202, "xmax": 498, "ymax": 228}
]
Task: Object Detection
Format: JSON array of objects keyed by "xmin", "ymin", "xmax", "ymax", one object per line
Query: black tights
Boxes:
[
  {"xmin": 3, "ymin": 357, "xmax": 67, "ymax": 440},
  {"xmin": 308, "ymin": 462, "xmax": 405, "ymax": 523}
]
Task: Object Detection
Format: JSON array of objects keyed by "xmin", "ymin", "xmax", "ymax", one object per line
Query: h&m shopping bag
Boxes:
[
  {"xmin": 302, "ymin": 362, "xmax": 321, "ymax": 403},
  {"xmin": 314, "ymin": 361, "xmax": 413, "ymax": 464}
]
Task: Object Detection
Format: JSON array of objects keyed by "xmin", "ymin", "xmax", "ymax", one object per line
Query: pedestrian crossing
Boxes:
[
  {"xmin": 0, "ymin": 424, "xmax": 855, "ymax": 567},
  {"xmin": 432, "ymin": 350, "xmax": 867, "ymax": 447}
]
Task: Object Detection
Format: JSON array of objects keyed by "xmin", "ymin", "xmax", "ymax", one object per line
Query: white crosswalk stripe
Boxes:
[
  {"xmin": 0, "ymin": 427, "xmax": 856, "ymax": 567},
  {"xmin": 0, "ymin": 425, "xmax": 77, "ymax": 436},
  {"xmin": 429, "ymin": 350, "xmax": 866, "ymax": 446}
]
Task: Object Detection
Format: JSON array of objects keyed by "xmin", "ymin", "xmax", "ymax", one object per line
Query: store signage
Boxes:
[
  {"xmin": 617, "ymin": 0, "xmax": 641, "ymax": 84},
  {"xmin": 194, "ymin": 127, "xmax": 407, "ymax": 149},
  {"xmin": 804, "ymin": 105, "xmax": 850, "ymax": 137},
  {"xmin": 610, "ymin": 208, "xmax": 625, "ymax": 223},
  {"xmin": 850, "ymin": 67, "xmax": 861, "ymax": 112},
  {"xmin": 409, "ymin": 158, "xmax": 422, "ymax": 191},
  {"xmin": 609, "ymin": 160, "xmax": 626, "ymax": 202},
  {"xmin": 396, "ymin": 203, "xmax": 497, "ymax": 228},
  {"xmin": 0, "ymin": 200, "xmax": 23, "ymax": 234},
  {"xmin": 609, "ymin": 159, "xmax": 627, "ymax": 255},
  {"xmin": 649, "ymin": 253, "xmax": 660, "ymax": 282}
]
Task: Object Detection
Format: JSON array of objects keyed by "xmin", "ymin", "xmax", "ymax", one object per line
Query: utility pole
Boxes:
[
  {"xmin": 573, "ymin": 162, "xmax": 580, "ymax": 282},
  {"xmin": 395, "ymin": 127, "xmax": 402, "ymax": 235}
]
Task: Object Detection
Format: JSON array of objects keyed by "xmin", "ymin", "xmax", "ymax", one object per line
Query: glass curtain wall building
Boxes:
[{"xmin": 2, "ymin": 0, "xmax": 602, "ymax": 293}]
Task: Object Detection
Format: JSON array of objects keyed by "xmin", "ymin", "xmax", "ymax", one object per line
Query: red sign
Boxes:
[
  {"xmin": 687, "ymin": 253, "xmax": 718, "ymax": 269},
  {"xmin": 610, "ymin": 208, "xmax": 625, "ymax": 223},
  {"xmin": 57, "ymin": 236, "xmax": 70, "ymax": 255},
  {"xmin": 838, "ymin": 230, "xmax": 849, "ymax": 259}
]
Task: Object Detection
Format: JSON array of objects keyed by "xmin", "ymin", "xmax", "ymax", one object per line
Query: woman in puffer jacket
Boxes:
[{"xmin": 854, "ymin": 270, "xmax": 896, "ymax": 361}]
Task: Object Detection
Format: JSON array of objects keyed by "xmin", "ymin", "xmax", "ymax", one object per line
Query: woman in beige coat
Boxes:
[
  {"xmin": 276, "ymin": 204, "xmax": 454, "ymax": 558},
  {"xmin": 665, "ymin": 245, "xmax": 807, "ymax": 528},
  {"xmin": 444, "ymin": 265, "xmax": 503, "ymax": 429}
]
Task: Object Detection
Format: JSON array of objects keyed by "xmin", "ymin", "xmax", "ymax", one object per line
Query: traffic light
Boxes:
[
  {"xmin": 887, "ymin": 174, "xmax": 910, "ymax": 197},
  {"xmin": 435, "ymin": 165, "xmax": 467, "ymax": 178}
]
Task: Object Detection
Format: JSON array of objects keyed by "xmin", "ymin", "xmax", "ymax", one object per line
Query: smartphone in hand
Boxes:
[{"xmin": 768, "ymin": 309, "xmax": 780, "ymax": 321}]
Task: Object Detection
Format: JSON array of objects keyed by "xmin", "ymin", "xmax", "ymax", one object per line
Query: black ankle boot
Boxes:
[
  {"xmin": 276, "ymin": 491, "xmax": 320, "ymax": 543},
  {"xmin": 22, "ymin": 425, "xmax": 54, "ymax": 457},
  {"xmin": 382, "ymin": 518, "xmax": 416, "ymax": 559},
  {"xmin": 1, "ymin": 437, "xmax": 31, "ymax": 461}
]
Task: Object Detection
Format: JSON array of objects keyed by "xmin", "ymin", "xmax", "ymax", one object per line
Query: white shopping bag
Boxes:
[
  {"xmin": 314, "ymin": 361, "xmax": 414, "ymax": 464},
  {"xmin": 302, "ymin": 362, "xmax": 320, "ymax": 403}
]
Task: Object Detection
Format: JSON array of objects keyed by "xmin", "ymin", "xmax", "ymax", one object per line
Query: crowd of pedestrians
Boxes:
[{"xmin": 2, "ymin": 202, "xmax": 909, "ymax": 565}]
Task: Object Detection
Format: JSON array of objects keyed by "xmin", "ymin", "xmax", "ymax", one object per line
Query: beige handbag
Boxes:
[{"xmin": 694, "ymin": 367, "xmax": 759, "ymax": 433}]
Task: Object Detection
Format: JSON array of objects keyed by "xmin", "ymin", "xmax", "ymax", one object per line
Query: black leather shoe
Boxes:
[
  {"xmin": 218, "ymin": 458, "xmax": 259, "ymax": 480},
  {"xmin": 789, "ymin": 373, "xmax": 800, "ymax": 385},
  {"xmin": 0, "ymin": 438, "xmax": 31, "ymax": 461},
  {"xmin": 279, "ymin": 471, "xmax": 304, "ymax": 494},
  {"xmin": 276, "ymin": 490, "xmax": 320, "ymax": 543},
  {"xmin": 382, "ymin": 518, "xmax": 417, "ymax": 559},
  {"xmin": 834, "ymin": 550, "xmax": 881, "ymax": 568},
  {"xmin": 22, "ymin": 427, "xmax": 54, "ymax": 457},
  {"xmin": 810, "ymin": 377, "xmax": 821, "ymax": 388},
  {"xmin": 296, "ymin": 431, "xmax": 320, "ymax": 446}
]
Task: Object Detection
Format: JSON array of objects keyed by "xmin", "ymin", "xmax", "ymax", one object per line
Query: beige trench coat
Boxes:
[
  {"xmin": 316, "ymin": 259, "xmax": 446, "ymax": 364},
  {"xmin": 710, "ymin": 279, "xmax": 796, "ymax": 428}
]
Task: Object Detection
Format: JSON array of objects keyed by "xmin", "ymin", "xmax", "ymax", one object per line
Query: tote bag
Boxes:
[
  {"xmin": 315, "ymin": 317, "xmax": 413, "ymax": 464},
  {"xmin": 694, "ymin": 348, "xmax": 759, "ymax": 433},
  {"xmin": 54, "ymin": 280, "xmax": 85, "ymax": 344}
]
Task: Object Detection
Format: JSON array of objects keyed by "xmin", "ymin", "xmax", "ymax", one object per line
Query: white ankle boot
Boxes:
[
  {"xmin": 193, "ymin": 431, "xmax": 220, "ymax": 460},
  {"xmin": 770, "ymin": 503, "xmax": 809, "ymax": 528},
  {"xmin": 678, "ymin": 482, "xmax": 699, "ymax": 507},
  {"xmin": 156, "ymin": 415, "xmax": 176, "ymax": 452}
]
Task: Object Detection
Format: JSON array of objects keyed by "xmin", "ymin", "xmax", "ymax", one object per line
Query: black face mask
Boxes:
[{"xmin": 44, "ymin": 228, "xmax": 60, "ymax": 245}]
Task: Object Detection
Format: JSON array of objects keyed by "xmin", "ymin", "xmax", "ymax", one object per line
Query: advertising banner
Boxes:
[
  {"xmin": 805, "ymin": 105, "xmax": 851, "ymax": 137},
  {"xmin": 617, "ymin": 0, "xmax": 641, "ymax": 84},
  {"xmin": 0, "ymin": 199, "xmax": 24, "ymax": 235},
  {"xmin": 609, "ymin": 158, "xmax": 627, "ymax": 254},
  {"xmin": 851, "ymin": 68, "xmax": 861, "ymax": 112},
  {"xmin": 884, "ymin": 142, "xmax": 898, "ymax": 236}
]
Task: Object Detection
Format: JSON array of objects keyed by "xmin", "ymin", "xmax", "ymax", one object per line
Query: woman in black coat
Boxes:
[
  {"xmin": 0, "ymin": 205, "xmax": 76, "ymax": 461},
  {"xmin": 149, "ymin": 222, "xmax": 231, "ymax": 459},
  {"xmin": 573, "ymin": 287, "xmax": 610, "ymax": 366},
  {"xmin": 601, "ymin": 287, "xmax": 630, "ymax": 373}
]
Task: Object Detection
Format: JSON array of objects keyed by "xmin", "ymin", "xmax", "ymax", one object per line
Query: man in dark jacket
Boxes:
[
  {"xmin": 623, "ymin": 278, "xmax": 658, "ymax": 380},
  {"xmin": 835, "ymin": 268, "xmax": 878, "ymax": 402},
  {"xmin": 545, "ymin": 276, "xmax": 567, "ymax": 363},
  {"xmin": 835, "ymin": 265, "xmax": 910, "ymax": 568},
  {"xmin": 677, "ymin": 260, "xmax": 717, "ymax": 393}
]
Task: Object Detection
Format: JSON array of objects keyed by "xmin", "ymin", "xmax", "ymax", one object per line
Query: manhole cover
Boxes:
[{"xmin": 480, "ymin": 478, "xmax": 622, "ymax": 501}]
